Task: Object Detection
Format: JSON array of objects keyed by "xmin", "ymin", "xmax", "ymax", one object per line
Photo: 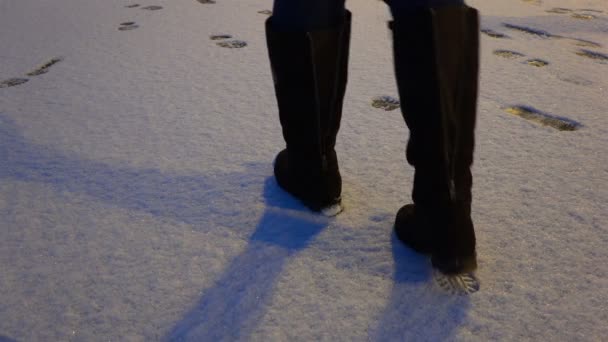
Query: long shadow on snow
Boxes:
[
  {"xmin": 369, "ymin": 235, "xmax": 471, "ymax": 340},
  {"xmin": 0, "ymin": 336, "xmax": 18, "ymax": 342},
  {"xmin": 164, "ymin": 178, "xmax": 330, "ymax": 341},
  {"xmin": 1, "ymin": 114, "xmax": 470, "ymax": 339},
  {"xmin": 0, "ymin": 114, "xmax": 330, "ymax": 340},
  {"xmin": 0, "ymin": 114, "xmax": 266, "ymax": 235}
]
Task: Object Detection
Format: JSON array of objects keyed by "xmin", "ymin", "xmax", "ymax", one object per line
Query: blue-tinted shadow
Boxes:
[
  {"xmin": 1, "ymin": 114, "xmax": 328, "ymax": 340},
  {"xmin": 369, "ymin": 234, "xmax": 471, "ymax": 340},
  {"xmin": 0, "ymin": 336, "xmax": 18, "ymax": 342},
  {"xmin": 164, "ymin": 178, "xmax": 329, "ymax": 341},
  {"xmin": 0, "ymin": 114, "xmax": 262, "ymax": 233}
]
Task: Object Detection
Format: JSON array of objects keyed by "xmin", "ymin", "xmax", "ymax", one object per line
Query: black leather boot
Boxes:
[
  {"xmin": 391, "ymin": 5, "xmax": 479, "ymax": 274},
  {"xmin": 265, "ymin": 11, "xmax": 351, "ymax": 212}
]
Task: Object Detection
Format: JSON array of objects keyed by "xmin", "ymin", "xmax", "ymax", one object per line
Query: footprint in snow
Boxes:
[
  {"xmin": 571, "ymin": 13, "xmax": 596, "ymax": 20},
  {"xmin": 521, "ymin": 0, "xmax": 541, "ymax": 5},
  {"xmin": 209, "ymin": 34, "xmax": 247, "ymax": 48},
  {"xmin": 546, "ymin": 7, "xmax": 572, "ymax": 14},
  {"xmin": 210, "ymin": 34, "xmax": 232, "ymax": 40},
  {"xmin": 546, "ymin": 7, "xmax": 602, "ymax": 19},
  {"xmin": 557, "ymin": 75, "xmax": 593, "ymax": 87},
  {"xmin": 27, "ymin": 58, "xmax": 63, "ymax": 76},
  {"xmin": 197, "ymin": 0, "xmax": 216, "ymax": 3},
  {"xmin": 434, "ymin": 270, "xmax": 480, "ymax": 295},
  {"xmin": 503, "ymin": 23, "xmax": 555, "ymax": 39},
  {"xmin": 525, "ymin": 58, "xmax": 549, "ymax": 67},
  {"xmin": 0, "ymin": 78, "xmax": 29, "ymax": 89},
  {"xmin": 503, "ymin": 22, "xmax": 602, "ymax": 49},
  {"xmin": 493, "ymin": 50, "xmax": 548, "ymax": 67},
  {"xmin": 125, "ymin": 4, "xmax": 140, "ymax": 8},
  {"xmin": 371, "ymin": 96, "xmax": 400, "ymax": 111},
  {"xmin": 576, "ymin": 49, "xmax": 608, "ymax": 63},
  {"xmin": 570, "ymin": 38, "xmax": 601, "ymax": 48},
  {"xmin": 503, "ymin": 105, "xmax": 581, "ymax": 131},
  {"xmin": 369, "ymin": 213, "xmax": 392, "ymax": 223},
  {"xmin": 216, "ymin": 40, "xmax": 247, "ymax": 49},
  {"xmin": 2, "ymin": 57, "xmax": 63, "ymax": 89},
  {"xmin": 258, "ymin": 10, "xmax": 272, "ymax": 16},
  {"xmin": 577, "ymin": 9, "xmax": 603, "ymax": 13},
  {"xmin": 481, "ymin": 28, "xmax": 509, "ymax": 39},
  {"xmin": 142, "ymin": 5, "xmax": 163, "ymax": 11},
  {"xmin": 493, "ymin": 50, "xmax": 525, "ymax": 59},
  {"xmin": 119, "ymin": 22, "xmax": 139, "ymax": 31}
]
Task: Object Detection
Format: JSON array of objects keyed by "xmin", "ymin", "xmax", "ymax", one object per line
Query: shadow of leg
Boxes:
[{"xmin": 164, "ymin": 178, "xmax": 330, "ymax": 341}]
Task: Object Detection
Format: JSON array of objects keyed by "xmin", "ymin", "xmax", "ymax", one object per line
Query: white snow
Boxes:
[{"xmin": 1, "ymin": 0, "xmax": 607, "ymax": 340}]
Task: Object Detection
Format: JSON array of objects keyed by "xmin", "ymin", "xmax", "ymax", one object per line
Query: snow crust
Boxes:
[{"xmin": 1, "ymin": 0, "xmax": 606, "ymax": 340}]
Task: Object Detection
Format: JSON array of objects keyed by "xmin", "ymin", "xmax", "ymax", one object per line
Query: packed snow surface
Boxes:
[{"xmin": 1, "ymin": 0, "xmax": 607, "ymax": 340}]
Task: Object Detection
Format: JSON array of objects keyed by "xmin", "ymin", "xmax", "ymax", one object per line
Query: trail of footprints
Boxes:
[
  {"xmin": 0, "ymin": 58, "xmax": 63, "ymax": 89},
  {"xmin": 3, "ymin": 1, "xmax": 264, "ymax": 88},
  {"xmin": 120, "ymin": 1, "xmax": 259, "ymax": 50},
  {"xmin": 206, "ymin": 8, "xmax": 273, "ymax": 48},
  {"xmin": 479, "ymin": 5, "xmax": 606, "ymax": 130},
  {"xmin": 120, "ymin": 3, "xmax": 164, "ymax": 31}
]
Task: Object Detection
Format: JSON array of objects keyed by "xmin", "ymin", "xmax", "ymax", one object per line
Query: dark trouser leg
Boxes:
[
  {"xmin": 272, "ymin": 0, "xmax": 346, "ymax": 31},
  {"xmin": 389, "ymin": 2, "xmax": 480, "ymax": 274},
  {"xmin": 386, "ymin": 0, "xmax": 464, "ymax": 13},
  {"xmin": 266, "ymin": 1, "xmax": 350, "ymax": 212}
]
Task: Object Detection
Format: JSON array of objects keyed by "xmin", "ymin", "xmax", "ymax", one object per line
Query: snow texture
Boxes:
[{"xmin": 1, "ymin": 0, "xmax": 607, "ymax": 340}]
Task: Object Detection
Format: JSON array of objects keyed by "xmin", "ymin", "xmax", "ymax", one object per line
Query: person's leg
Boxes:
[
  {"xmin": 272, "ymin": 0, "xmax": 345, "ymax": 31},
  {"xmin": 266, "ymin": 0, "xmax": 350, "ymax": 213},
  {"xmin": 386, "ymin": 0, "xmax": 464, "ymax": 14},
  {"xmin": 387, "ymin": 0, "xmax": 480, "ymax": 274}
]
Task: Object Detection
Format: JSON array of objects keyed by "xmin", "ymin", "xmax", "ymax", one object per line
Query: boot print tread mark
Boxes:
[
  {"xmin": 27, "ymin": 58, "xmax": 63, "ymax": 76},
  {"xmin": 208, "ymin": 33, "xmax": 247, "ymax": 48},
  {"xmin": 216, "ymin": 40, "xmax": 247, "ymax": 48},
  {"xmin": 371, "ymin": 96, "xmax": 400, "ymax": 111},
  {"xmin": 434, "ymin": 271, "xmax": 480, "ymax": 295},
  {"xmin": 525, "ymin": 58, "xmax": 549, "ymax": 67},
  {"xmin": 0, "ymin": 78, "xmax": 29, "ymax": 89},
  {"xmin": 504, "ymin": 105, "xmax": 582, "ymax": 131},
  {"xmin": 119, "ymin": 22, "xmax": 139, "ymax": 31}
]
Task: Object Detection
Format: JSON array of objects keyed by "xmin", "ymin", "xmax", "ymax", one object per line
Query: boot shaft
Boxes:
[
  {"xmin": 265, "ymin": 12, "xmax": 351, "ymax": 158},
  {"xmin": 391, "ymin": 6, "xmax": 479, "ymax": 208},
  {"xmin": 265, "ymin": 12, "xmax": 351, "ymax": 211}
]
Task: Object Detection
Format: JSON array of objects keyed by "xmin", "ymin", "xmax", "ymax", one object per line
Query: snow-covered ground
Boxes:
[{"xmin": 1, "ymin": 0, "xmax": 607, "ymax": 340}]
